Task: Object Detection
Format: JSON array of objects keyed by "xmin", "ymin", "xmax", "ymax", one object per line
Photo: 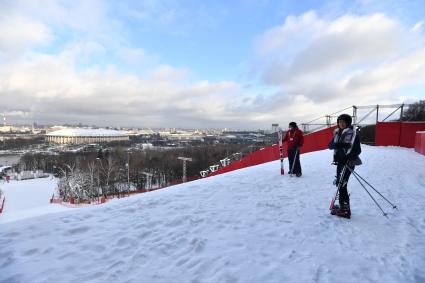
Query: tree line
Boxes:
[{"xmin": 17, "ymin": 144, "xmax": 247, "ymax": 202}]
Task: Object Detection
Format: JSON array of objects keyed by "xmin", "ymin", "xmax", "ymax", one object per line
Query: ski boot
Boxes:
[
  {"xmin": 330, "ymin": 204, "xmax": 339, "ymax": 215},
  {"xmin": 336, "ymin": 202, "xmax": 351, "ymax": 219},
  {"xmin": 331, "ymin": 202, "xmax": 351, "ymax": 219}
]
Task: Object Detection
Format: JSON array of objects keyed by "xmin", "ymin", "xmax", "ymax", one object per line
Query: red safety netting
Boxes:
[
  {"xmin": 415, "ymin": 131, "xmax": 425, "ymax": 155},
  {"xmin": 0, "ymin": 196, "xmax": 5, "ymax": 214},
  {"xmin": 376, "ymin": 122, "xmax": 425, "ymax": 148},
  {"xmin": 209, "ymin": 126, "xmax": 336, "ymax": 177},
  {"xmin": 48, "ymin": 122, "xmax": 425, "ymax": 207}
]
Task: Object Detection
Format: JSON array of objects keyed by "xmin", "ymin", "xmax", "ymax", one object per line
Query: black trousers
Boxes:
[
  {"xmin": 336, "ymin": 163, "xmax": 354, "ymax": 204},
  {"xmin": 288, "ymin": 148, "xmax": 301, "ymax": 174}
]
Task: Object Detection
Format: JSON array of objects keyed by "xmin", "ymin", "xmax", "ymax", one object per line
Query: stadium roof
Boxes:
[{"xmin": 46, "ymin": 128, "xmax": 128, "ymax": 137}]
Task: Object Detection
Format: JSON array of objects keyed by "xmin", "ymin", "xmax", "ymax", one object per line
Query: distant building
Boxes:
[
  {"xmin": 272, "ymin": 123, "xmax": 279, "ymax": 133},
  {"xmin": 0, "ymin": 166, "xmax": 12, "ymax": 176},
  {"xmin": 0, "ymin": 125, "xmax": 32, "ymax": 133},
  {"xmin": 0, "ymin": 126, "xmax": 11, "ymax": 133},
  {"xmin": 45, "ymin": 128, "xmax": 129, "ymax": 144}
]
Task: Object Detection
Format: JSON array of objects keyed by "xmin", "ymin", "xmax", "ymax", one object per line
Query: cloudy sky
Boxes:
[{"xmin": 1, "ymin": 0, "xmax": 424, "ymax": 129}]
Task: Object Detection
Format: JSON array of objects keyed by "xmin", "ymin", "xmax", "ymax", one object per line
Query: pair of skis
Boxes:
[
  {"xmin": 278, "ymin": 128, "xmax": 285, "ymax": 175},
  {"xmin": 329, "ymin": 165, "xmax": 351, "ymax": 218}
]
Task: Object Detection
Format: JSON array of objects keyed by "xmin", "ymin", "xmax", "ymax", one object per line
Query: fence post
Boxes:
[
  {"xmin": 353, "ymin": 106, "xmax": 357, "ymax": 125},
  {"xmin": 376, "ymin": 105, "xmax": 379, "ymax": 123}
]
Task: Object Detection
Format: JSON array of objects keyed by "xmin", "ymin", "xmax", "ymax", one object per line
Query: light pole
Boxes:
[
  {"xmin": 96, "ymin": 149, "xmax": 103, "ymax": 198},
  {"xmin": 52, "ymin": 165, "xmax": 56, "ymax": 179},
  {"xmin": 126, "ymin": 151, "xmax": 130, "ymax": 190},
  {"xmin": 96, "ymin": 158, "xmax": 101, "ymax": 198},
  {"xmin": 177, "ymin": 157, "xmax": 192, "ymax": 183},
  {"xmin": 141, "ymin": 172, "xmax": 153, "ymax": 191}
]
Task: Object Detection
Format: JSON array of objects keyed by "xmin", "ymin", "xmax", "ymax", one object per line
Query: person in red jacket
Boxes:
[{"xmin": 282, "ymin": 122, "xmax": 304, "ymax": 177}]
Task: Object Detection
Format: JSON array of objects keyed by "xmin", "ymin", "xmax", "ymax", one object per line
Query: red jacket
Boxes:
[{"xmin": 283, "ymin": 128, "xmax": 304, "ymax": 150}]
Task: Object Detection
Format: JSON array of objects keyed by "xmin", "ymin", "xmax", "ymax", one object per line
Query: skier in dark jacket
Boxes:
[
  {"xmin": 328, "ymin": 114, "xmax": 362, "ymax": 218},
  {"xmin": 282, "ymin": 122, "xmax": 304, "ymax": 177}
]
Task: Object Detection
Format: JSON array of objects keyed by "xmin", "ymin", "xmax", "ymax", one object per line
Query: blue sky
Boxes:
[{"xmin": 1, "ymin": 0, "xmax": 424, "ymax": 128}]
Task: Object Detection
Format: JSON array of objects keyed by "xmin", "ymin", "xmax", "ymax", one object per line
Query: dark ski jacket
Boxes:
[
  {"xmin": 328, "ymin": 126, "xmax": 361, "ymax": 165},
  {"xmin": 283, "ymin": 128, "xmax": 304, "ymax": 150}
]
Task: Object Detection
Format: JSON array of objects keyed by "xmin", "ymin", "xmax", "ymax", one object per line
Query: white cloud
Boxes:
[
  {"xmin": 118, "ymin": 1, "xmax": 217, "ymax": 36},
  {"xmin": 0, "ymin": 51, "xmax": 265, "ymax": 128},
  {"xmin": 258, "ymin": 12, "xmax": 403, "ymax": 83},
  {"xmin": 345, "ymin": 48, "xmax": 425, "ymax": 94},
  {"xmin": 0, "ymin": 15, "xmax": 51, "ymax": 58},
  {"xmin": 146, "ymin": 65, "xmax": 190, "ymax": 82},
  {"xmin": 0, "ymin": 1, "xmax": 263, "ymax": 128},
  {"xmin": 115, "ymin": 47, "xmax": 159, "ymax": 67},
  {"xmin": 1, "ymin": 1, "xmax": 424, "ymax": 129},
  {"xmin": 256, "ymin": 11, "xmax": 325, "ymax": 57},
  {"xmin": 254, "ymin": 11, "xmax": 425, "ymax": 112},
  {"xmin": 412, "ymin": 20, "xmax": 424, "ymax": 32}
]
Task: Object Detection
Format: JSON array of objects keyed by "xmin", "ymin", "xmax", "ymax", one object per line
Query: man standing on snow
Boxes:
[
  {"xmin": 282, "ymin": 122, "xmax": 304, "ymax": 177},
  {"xmin": 328, "ymin": 114, "xmax": 362, "ymax": 218}
]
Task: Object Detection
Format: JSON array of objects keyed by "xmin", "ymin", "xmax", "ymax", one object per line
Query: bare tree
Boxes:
[
  {"xmin": 87, "ymin": 161, "xmax": 97, "ymax": 200},
  {"xmin": 99, "ymin": 155, "xmax": 116, "ymax": 196},
  {"xmin": 403, "ymin": 100, "xmax": 425, "ymax": 121}
]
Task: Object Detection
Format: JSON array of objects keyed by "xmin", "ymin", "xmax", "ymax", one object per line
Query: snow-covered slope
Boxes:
[
  {"xmin": 1, "ymin": 146, "xmax": 425, "ymax": 283},
  {"xmin": 0, "ymin": 178, "xmax": 71, "ymax": 224}
]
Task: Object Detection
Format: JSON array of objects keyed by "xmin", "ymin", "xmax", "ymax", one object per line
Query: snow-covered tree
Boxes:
[{"xmin": 57, "ymin": 164, "xmax": 98, "ymax": 202}]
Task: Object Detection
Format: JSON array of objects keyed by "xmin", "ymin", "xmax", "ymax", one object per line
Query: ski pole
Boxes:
[
  {"xmin": 347, "ymin": 167, "xmax": 388, "ymax": 217},
  {"xmin": 349, "ymin": 169, "xmax": 397, "ymax": 209},
  {"xmin": 290, "ymin": 148, "xmax": 299, "ymax": 177},
  {"xmin": 330, "ymin": 164, "xmax": 347, "ymax": 210},
  {"xmin": 330, "ymin": 182, "xmax": 339, "ymax": 210}
]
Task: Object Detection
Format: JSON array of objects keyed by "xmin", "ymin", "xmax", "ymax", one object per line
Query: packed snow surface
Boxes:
[
  {"xmin": 1, "ymin": 146, "xmax": 425, "ymax": 283},
  {"xmin": 0, "ymin": 177, "xmax": 71, "ymax": 224}
]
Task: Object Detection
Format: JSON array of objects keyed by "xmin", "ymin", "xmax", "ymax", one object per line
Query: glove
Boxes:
[
  {"xmin": 347, "ymin": 156, "xmax": 362, "ymax": 166},
  {"xmin": 335, "ymin": 143, "xmax": 351, "ymax": 149},
  {"xmin": 340, "ymin": 155, "xmax": 349, "ymax": 164},
  {"xmin": 332, "ymin": 154, "xmax": 338, "ymax": 165}
]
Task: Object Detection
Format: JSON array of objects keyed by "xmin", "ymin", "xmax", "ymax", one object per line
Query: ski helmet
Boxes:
[{"xmin": 337, "ymin": 114, "xmax": 352, "ymax": 126}]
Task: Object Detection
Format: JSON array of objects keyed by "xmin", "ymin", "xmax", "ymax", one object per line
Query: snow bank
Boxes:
[{"xmin": 0, "ymin": 146, "xmax": 424, "ymax": 282}]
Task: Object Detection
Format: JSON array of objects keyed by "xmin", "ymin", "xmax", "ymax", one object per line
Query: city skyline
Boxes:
[{"xmin": 1, "ymin": 0, "xmax": 424, "ymax": 129}]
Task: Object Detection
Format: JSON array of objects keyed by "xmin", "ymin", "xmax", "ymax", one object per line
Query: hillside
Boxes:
[{"xmin": 1, "ymin": 146, "xmax": 424, "ymax": 283}]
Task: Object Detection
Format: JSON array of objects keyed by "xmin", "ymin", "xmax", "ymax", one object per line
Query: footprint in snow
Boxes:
[
  {"xmin": 23, "ymin": 248, "xmax": 39, "ymax": 256},
  {"xmin": 66, "ymin": 226, "xmax": 91, "ymax": 236},
  {"xmin": 116, "ymin": 237, "xmax": 136, "ymax": 247}
]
